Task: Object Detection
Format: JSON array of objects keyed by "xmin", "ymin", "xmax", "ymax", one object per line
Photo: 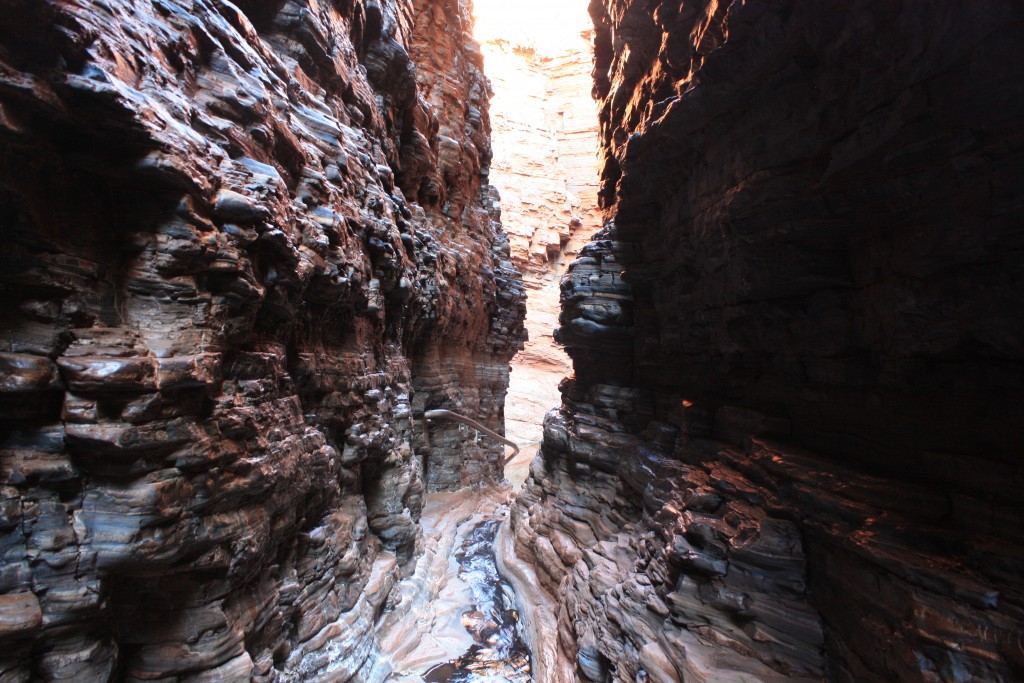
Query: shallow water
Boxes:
[{"xmin": 422, "ymin": 518, "xmax": 532, "ymax": 682}]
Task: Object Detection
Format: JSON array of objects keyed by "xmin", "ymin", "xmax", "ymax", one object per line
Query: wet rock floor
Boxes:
[
  {"xmin": 422, "ymin": 518, "xmax": 532, "ymax": 682},
  {"xmin": 376, "ymin": 483, "xmax": 535, "ymax": 682}
]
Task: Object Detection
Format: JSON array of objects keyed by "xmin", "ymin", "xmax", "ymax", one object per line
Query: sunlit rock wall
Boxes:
[
  {"xmin": 474, "ymin": 0, "xmax": 602, "ymax": 449},
  {"xmin": 0, "ymin": 0, "xmax": 523, "ymax": 679},
  {"xmin": 510, "ymin": 0, "xmax": 1024, "ymax": 681}
]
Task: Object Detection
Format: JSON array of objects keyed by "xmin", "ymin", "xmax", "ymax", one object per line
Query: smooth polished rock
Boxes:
[
  {"xmin": 0, "ymin": 591, "xmax": 42, "ymax": 640},
  {"xmin": 375, "ymin": 486, "xmax": 513, "ymax": 678}
]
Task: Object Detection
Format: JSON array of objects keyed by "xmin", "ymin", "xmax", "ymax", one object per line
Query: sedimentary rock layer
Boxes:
[
  {"xmin": 0, "ymin": 0, "xmax": 523, "ymax": 680},
  {"xmin": 474, "ymin": 0, "xmax": 603, "ymax": 449},
  {"xmin": 510, "ymin": 1, "xmax": 1024, "ymax": 681}
]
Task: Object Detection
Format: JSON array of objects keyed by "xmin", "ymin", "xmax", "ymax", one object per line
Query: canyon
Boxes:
[
  {"xmin": 473, "ymin": 0, "xmax": 603, "ymax": 455},
  {"xmin": 505, "ymin": 1, "xmax": 1024, "ymax": 681},
  {"xmin": 0, "ymin": 0, "xmax": 524, "ymax": 679},
  {"xmin": 1, "ymin": 1, "xmax": 1023, "ymax": 683}
]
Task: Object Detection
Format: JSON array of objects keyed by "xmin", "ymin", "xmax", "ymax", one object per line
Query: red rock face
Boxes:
[
  {"xmin": 509, "ymin": 0, "xmax": 1024, "ymax": 681},
  {"xmin": 473, "ymin": 0, "xmax": 603, "ymax": 451},
  {"xmin": 0, "ymin": 0, "xmax": 523, "ymax": 679}
]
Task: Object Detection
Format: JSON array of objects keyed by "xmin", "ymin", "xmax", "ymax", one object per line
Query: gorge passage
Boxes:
[{"xmin": 1, "ymin": 1, "xmax": 1022, "ymax": 682}]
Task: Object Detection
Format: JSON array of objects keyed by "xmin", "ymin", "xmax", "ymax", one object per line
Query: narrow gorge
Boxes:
[{"xmin": 1, "ymin": 1, "xmax": 1022, "ymax": 682}]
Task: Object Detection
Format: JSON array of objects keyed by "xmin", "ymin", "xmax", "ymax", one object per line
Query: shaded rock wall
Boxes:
[
  {"xmin": 0, "ymin": 0, "xmax": 523, "ymax": 680},
  {"xmin": 510, "ymin": 0, "xmax": 1024, "ymax": 681}
]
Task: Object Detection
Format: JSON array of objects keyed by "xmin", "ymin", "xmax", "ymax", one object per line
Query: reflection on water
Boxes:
[{"xmin": 422, "ymin": 519, "xmax": 532, "ymax": 682}]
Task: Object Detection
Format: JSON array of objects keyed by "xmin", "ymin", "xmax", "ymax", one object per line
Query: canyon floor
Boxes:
[{"xmin": 376, "ymin": 486, "xmax": 520, "ymax": 680}]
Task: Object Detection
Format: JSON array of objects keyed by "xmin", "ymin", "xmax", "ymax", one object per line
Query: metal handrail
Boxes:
[{"xmin": 423, "ymin": 409, "xmax": 520, "ymax": 465}]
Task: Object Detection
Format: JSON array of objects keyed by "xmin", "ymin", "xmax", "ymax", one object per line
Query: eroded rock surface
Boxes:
[
  {"xmin": 474, "ymin": 0, "xmax": 603, "ymax": 451},
  {"xmin": 0, "ymin": 0, "xmax": 523, "ymax": 680},
  {"xmin": 509, "ymin": 1, "xmax": 1024, "ymax": 681},
  {"xmin": 375, "ymin": 487, "xmax": 520, "ymax": 680}
]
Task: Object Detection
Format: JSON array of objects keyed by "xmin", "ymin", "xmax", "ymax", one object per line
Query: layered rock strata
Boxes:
[
  {"xmin": 474, "ymin": 0, "xmax": 602, "ymax": 449},
  {"xmin": 509, "ymin": 1, "xmax": 1024, "ymax": 681},
  {"xmin": 0, "ymin": 0, "xmax": 524, "ymax": 680}
]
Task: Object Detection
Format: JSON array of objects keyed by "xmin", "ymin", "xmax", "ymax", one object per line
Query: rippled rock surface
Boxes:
[
  {"xmin": 509, "ymin": 1, "xmax": 1024, "ymax": 681},
  {"xmin": 423, "ymin": 518, "xmax": 531, "ymax": 683},
  {"xmin": 0, "ymin": 0, "xmax": 524, "ymax": 679}
]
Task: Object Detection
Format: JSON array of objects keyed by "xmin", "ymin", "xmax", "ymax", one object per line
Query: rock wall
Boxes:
[
  {"xmin": 473, "ymin": 0, "xmax": 602, "ymax": 449},
  {"xmin": 509, "ymin": 1, "xmax": 1024, "ymax": 681},
  {"xmin": 0, "ymin": 0, "xmax": 523, "ymax": 680}
]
